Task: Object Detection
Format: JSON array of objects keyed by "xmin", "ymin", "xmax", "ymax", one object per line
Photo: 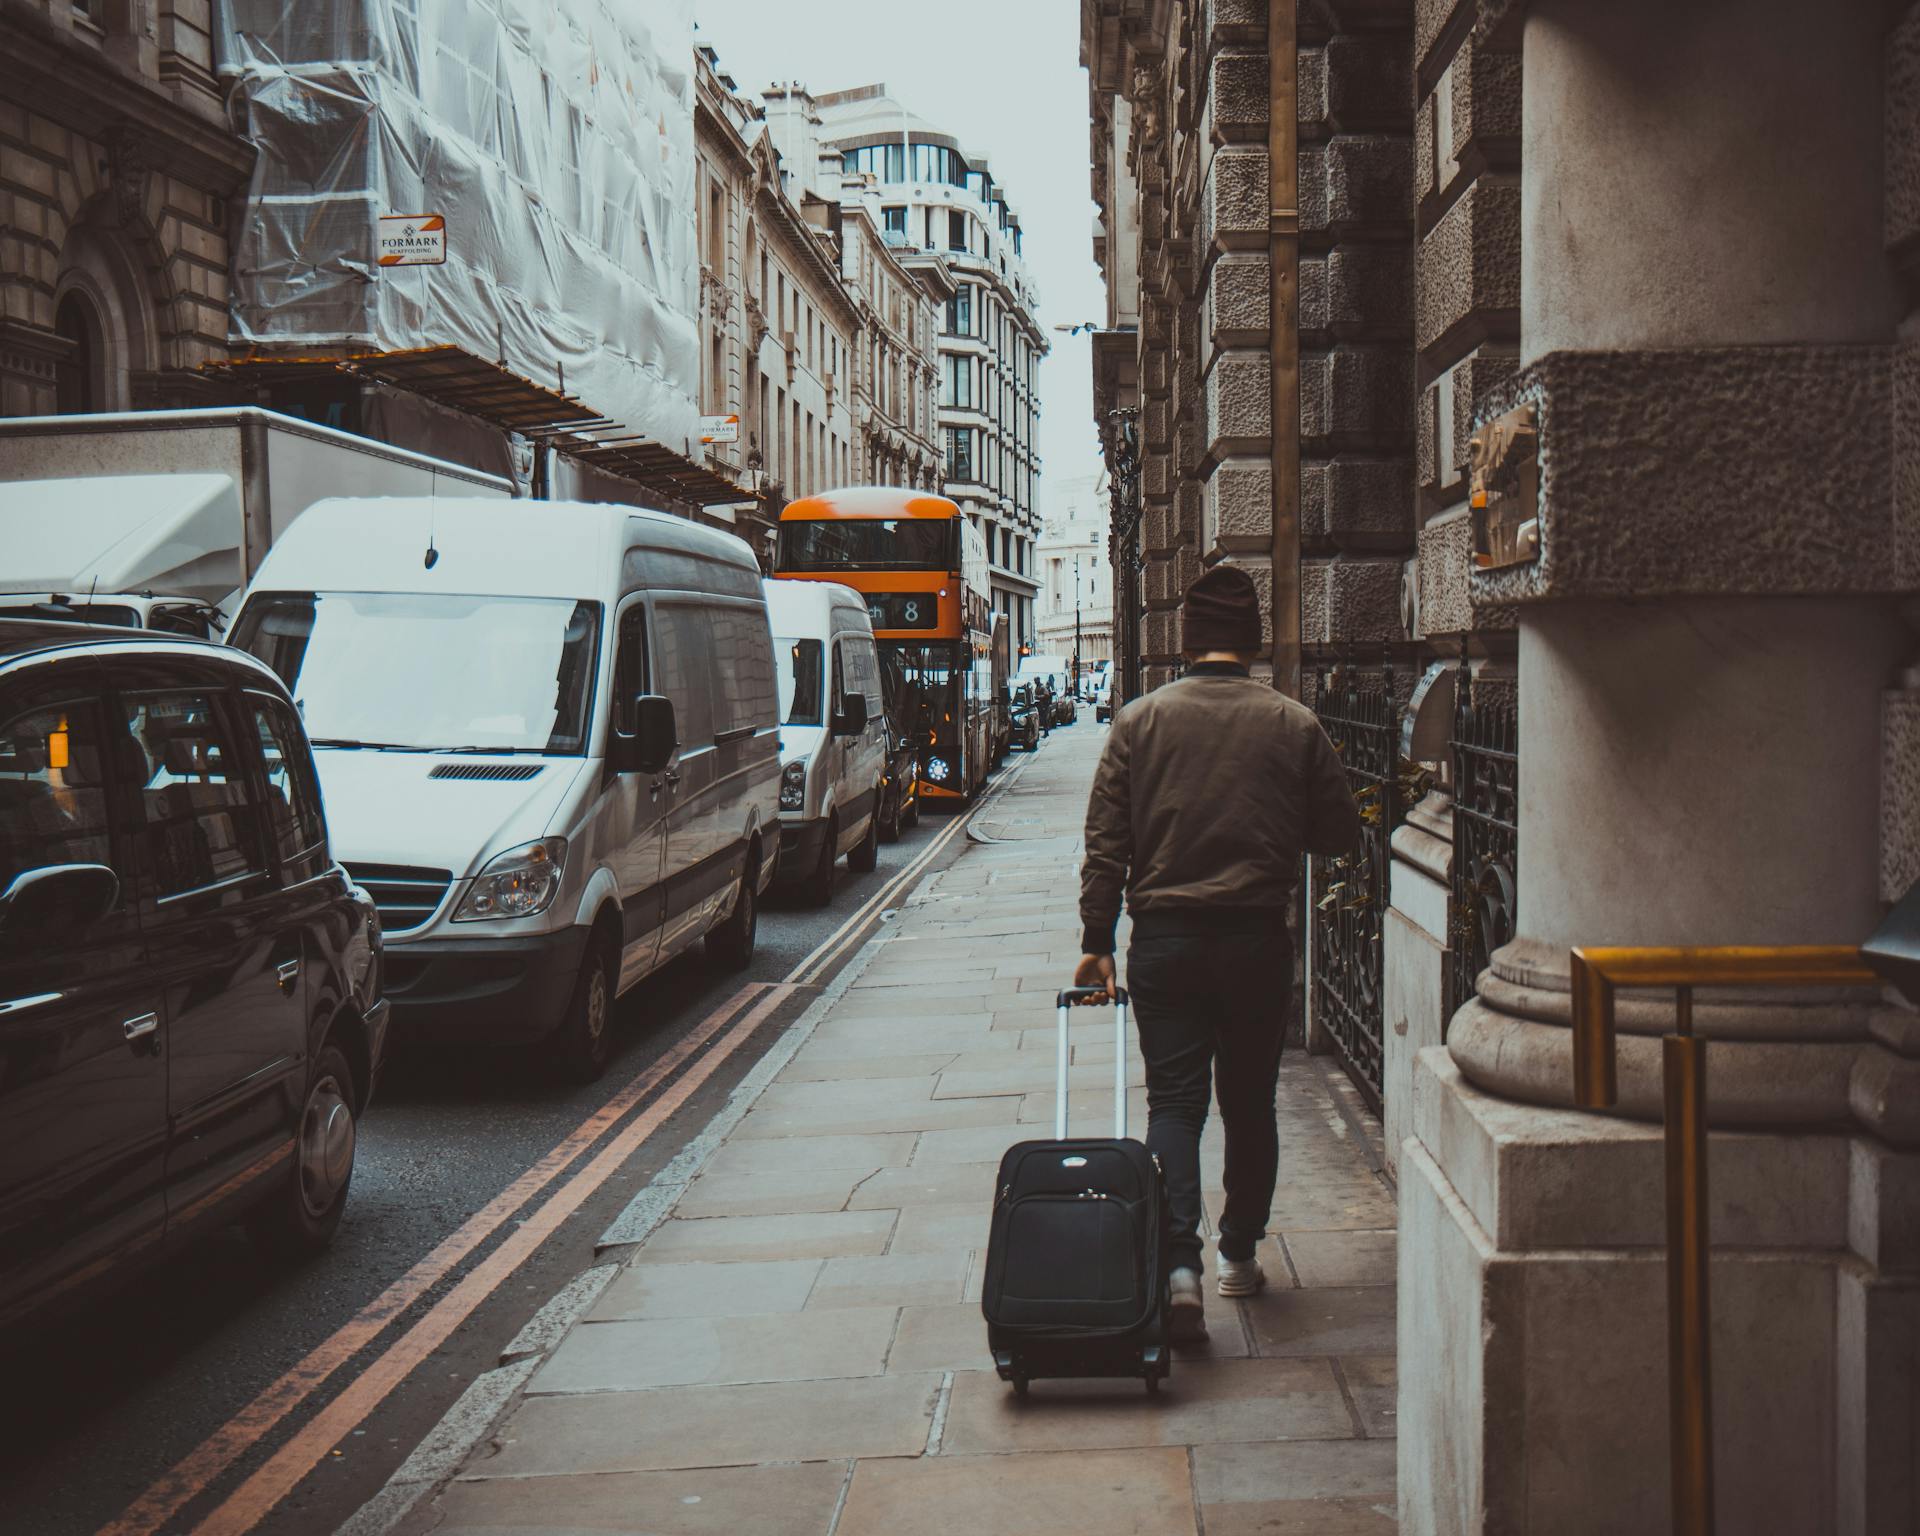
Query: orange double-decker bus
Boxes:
[{"xmin": 774, "ymin": 487, "xmax": 998, "ymax": 804}]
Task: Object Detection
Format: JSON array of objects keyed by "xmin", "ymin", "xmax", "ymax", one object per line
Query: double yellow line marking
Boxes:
[{"xmin": 108, "ymin": 751, "xmax": 1032, "ymax": 1534}]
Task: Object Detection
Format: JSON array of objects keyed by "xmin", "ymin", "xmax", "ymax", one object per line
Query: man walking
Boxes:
[{"xmin": 1075, "ymin": 565, "xmax": 1360, "ymax": 1341}]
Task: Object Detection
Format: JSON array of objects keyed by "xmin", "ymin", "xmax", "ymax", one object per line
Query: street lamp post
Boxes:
[{"xmin": 1073, "ymin": 552, "xmax": 1082, "ymax": 696}]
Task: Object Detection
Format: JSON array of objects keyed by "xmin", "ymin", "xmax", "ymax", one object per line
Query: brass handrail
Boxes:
[{"xmin": 1567, "ymin": 944, "xmax": 1881, "ymax": 1536}]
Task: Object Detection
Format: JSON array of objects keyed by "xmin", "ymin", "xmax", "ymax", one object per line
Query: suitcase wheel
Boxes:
[
  {"xmin": 1144, "ymin": 1374, "xmax": 1160, "ymax": 1396},
  {"xmin": 1011, "ymin": 1375, "xmax": 1030, "ymax": 1398}
]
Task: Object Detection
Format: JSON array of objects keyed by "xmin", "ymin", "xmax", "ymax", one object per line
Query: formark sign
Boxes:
[{"xmin": 378, "ymin": 214, "xmax": 447, "ymax": 267}]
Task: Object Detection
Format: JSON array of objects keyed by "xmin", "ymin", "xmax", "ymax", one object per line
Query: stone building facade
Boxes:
[
  {"xmin": 692, "ymin": 58, "xmax": 859, "ymax": 563},
  {"xmin": 692, "ymin": 46, "xmax": 764, "ymax": 540},
  {"xmin": 828, "ymin": 188, "xmax": 947, "ymax": 495},
  {"xmin": 1085, "ymin": 0, "xmax": 1917, "ymax": 1531},
  {"xmin": 804, "ymin": 84, "xmax": 1049, "ymax": 650},
  {"xmin": 0, "ymin": 0, "xmax": 251, "ymax": 417},
  {"xmin": 758, "ymin": 84, "xmax": 948, "ymax": 495}
]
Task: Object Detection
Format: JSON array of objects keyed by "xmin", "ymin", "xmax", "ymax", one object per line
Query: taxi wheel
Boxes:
[{"xmin": 250, "ymin": 1043, "xmax": 357, "ymax": 1260}]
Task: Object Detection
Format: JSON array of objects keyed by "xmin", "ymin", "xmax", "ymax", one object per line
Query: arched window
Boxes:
[{"xmin": 54, "ymin": 291, "xmax": 102, "ymax": 415}]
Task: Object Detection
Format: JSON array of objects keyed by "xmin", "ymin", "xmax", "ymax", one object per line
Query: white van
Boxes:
[
  {"xmin": 764, "ymin": 579, "xmax": 887, "ymax": 906},
  {"xmin": 229, "ymin": 498, "xmax": 782, "ymax": 1080}
]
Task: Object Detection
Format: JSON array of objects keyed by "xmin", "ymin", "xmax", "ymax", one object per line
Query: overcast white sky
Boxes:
[{"xmin": 693, "ymin": 0, "xmax": 1108, "ymax": 507}]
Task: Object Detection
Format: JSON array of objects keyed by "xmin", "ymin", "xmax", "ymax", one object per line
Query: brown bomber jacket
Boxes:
[{"xmin": 1079, "ymin": 663, "xmax": 1362, "ymax": 954}]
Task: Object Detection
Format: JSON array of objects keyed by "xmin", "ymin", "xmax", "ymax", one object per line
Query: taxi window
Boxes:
[{"xmin": 0, "ymin": 700, "xmax": 113, "ymax": 892}]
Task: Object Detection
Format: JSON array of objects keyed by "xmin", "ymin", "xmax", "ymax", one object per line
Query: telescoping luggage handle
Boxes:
[{"xmin": 1054, "ymin": 986, "xmax": 1131, "ymax": 1140}]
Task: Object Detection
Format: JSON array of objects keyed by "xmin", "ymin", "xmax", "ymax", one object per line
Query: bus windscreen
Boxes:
[
  {"xmin": 777, "ymin": 518, "xmax": 957, "ymax": 572},
  {"xmin": 888, "ymin": 641, "xmax": 960, "ymax": 733}
]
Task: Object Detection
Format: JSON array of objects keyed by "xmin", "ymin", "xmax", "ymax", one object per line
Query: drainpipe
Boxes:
[{"xmin": 1268, "ymin": 0, "xmax": 1301, "ymax": 699}]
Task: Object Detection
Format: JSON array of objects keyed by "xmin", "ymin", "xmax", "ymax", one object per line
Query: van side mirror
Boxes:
[
  {"xmin": 835, "ymin": 692, "xmax": 868, "ymax": 736},
  {"xmin": 0, "ymin": 864, "xmax": 120, "ymax": 936},
  {"xmin": 613, "ymin": 693, "xmax": 677, "ymax": 775}
]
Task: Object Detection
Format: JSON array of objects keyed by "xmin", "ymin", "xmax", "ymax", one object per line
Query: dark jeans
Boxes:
[{"xmin": 1127, "ymin": 929, "xmax": 1288, "ymax": 1274}]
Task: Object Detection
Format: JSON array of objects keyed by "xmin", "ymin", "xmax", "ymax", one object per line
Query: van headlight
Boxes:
[
  {"xmin": 454, "ymin": 836, "xmax": 568, "ymax": 922},
  {"xmin": 780, "ymin": 760, "xmax": 807, "ymax": 811}
]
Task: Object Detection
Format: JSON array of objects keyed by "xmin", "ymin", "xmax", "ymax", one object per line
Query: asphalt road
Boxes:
[{"xmin": 0, "ymin": 766, "xmax": 1027, "ymax": 1536}]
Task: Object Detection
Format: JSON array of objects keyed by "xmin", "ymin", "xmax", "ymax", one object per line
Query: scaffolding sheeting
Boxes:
[{"xmin": 218, "ymin": 0, "xmax": 700, "ymax": 456}]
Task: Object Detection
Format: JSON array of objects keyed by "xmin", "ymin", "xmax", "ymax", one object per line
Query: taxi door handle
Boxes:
[
  {"xmin": 276, "ymin": 959, "xmax": 301, "ymax": 994},
  {"xmin": 123, "ymin": 1012, "xmax": 159, "ymax": 1045}
]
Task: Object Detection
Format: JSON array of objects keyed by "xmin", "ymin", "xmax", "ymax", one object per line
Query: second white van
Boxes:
[
  {"xmin": 230, "ymin": 498, "xmax": 782, "ymax": 1080},
  {"xmin": 764, "ymin": 579, "xmax": 887, "ymax": 906}
]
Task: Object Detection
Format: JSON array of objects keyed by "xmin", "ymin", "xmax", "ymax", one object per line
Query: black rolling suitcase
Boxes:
[{"xmin": 980, "ymin": 986, "xmax": 1170, "ymax": 1395}]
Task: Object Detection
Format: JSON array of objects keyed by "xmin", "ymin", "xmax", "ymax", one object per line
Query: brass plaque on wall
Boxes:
[{"xmin": 1467, "ymin": 403, "xmax": 1540, "ymax": 570}]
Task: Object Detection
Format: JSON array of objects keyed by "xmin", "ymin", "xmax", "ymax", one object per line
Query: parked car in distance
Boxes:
[
  {"xmin": 1095, "ymin": 675, "xmax": 1115, "ymax": 723},
  {"xmin": 229, "ymin": 498, "xmax": 780, "ymax": 1082},
  {"xmin": 764, "ymin": 578, "xmax": 888, "ymax": 905},
  {"xmin": 0, "ymin": 620, "xmax": 387, "ymax": 1330},
  {"xmin": 876, "ymin": 712, "xmax": 920, "ymax": 843},
  {"xmin": 1009, "ymin": 684, "xmax": 1043, "ymax": 751}
]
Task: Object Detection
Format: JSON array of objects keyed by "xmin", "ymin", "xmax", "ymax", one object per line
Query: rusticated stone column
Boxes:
[{"xmin": 1398, "ymin": 1, "xmax": 1920, "ymax": 1533}]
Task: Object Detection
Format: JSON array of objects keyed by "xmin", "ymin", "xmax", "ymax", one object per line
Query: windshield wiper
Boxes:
[{"xmin": 309, "ymin": 738, "xmax": 441, "ymax": 752}]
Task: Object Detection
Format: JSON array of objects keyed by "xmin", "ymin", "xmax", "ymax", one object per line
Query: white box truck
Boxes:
[{"xmin": 0, "ymin": 407, "xmax": 512, "ymax": 635}]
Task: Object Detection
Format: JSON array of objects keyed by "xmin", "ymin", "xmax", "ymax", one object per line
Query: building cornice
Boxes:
[
  {"xmin": 1, "ymin": 4, "xmax": 253, "ymax": 191},
  {"xmin": 751, "ymin": 180, "xmax": 863, "ymax": 334}
]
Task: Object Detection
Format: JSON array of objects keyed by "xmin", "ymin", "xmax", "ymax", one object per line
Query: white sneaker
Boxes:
[
  {"xmin": 1168, "ymin": 1266, "xmax": 1208, "ymax": 1341},
  {"xmin": 1216, "ymin": 1254, "xmax": 1266, "ymax": 1297}
]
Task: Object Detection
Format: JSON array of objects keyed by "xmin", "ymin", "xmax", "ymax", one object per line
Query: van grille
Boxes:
[
  {"xmin": 343, "ymin": 862, "xmax": 453, "ymax": 933},
  {"xmin": 428, "ymin": 762, "xmax": 543, "ymax": 782}
]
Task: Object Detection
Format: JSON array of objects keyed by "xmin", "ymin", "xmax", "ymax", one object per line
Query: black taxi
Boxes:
[{"xmin": 0, "ymin": 620, "xmax": 387, "ymax": 1327}]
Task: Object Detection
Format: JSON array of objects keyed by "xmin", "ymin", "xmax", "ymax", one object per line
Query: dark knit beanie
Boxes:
[{"xmin": 1181, "ymin": 564, "xmax": 1263, "ymax": 653}]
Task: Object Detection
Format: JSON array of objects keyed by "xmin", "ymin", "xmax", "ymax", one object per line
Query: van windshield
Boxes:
[
  {"xmin": 232, "ymin": 591, "xmax": 601, "ymax": 755},
  {"xmin": 775, "ymin": 637, "xmax": 824, "ymax": 726}
]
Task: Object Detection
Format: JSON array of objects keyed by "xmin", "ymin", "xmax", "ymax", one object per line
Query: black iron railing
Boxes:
[
  {"xmin": 1448, "ymin": 664, "xmax": 1519, "ymax": 1019},
  {"xmin": 1309, "ymin": 663, "xmax": 1405, "ymax": 1110}
]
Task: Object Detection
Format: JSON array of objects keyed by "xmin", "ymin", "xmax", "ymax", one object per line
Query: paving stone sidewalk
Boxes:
[{"xmin": 413, "ymin": 722, "xmax": 1399, "ymax": 1535}]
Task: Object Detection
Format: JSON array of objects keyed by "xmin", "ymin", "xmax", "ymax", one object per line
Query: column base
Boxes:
[{"xmin": 1398, "ymin": 1046, "xmax": 1919, "ymax": 1535}]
